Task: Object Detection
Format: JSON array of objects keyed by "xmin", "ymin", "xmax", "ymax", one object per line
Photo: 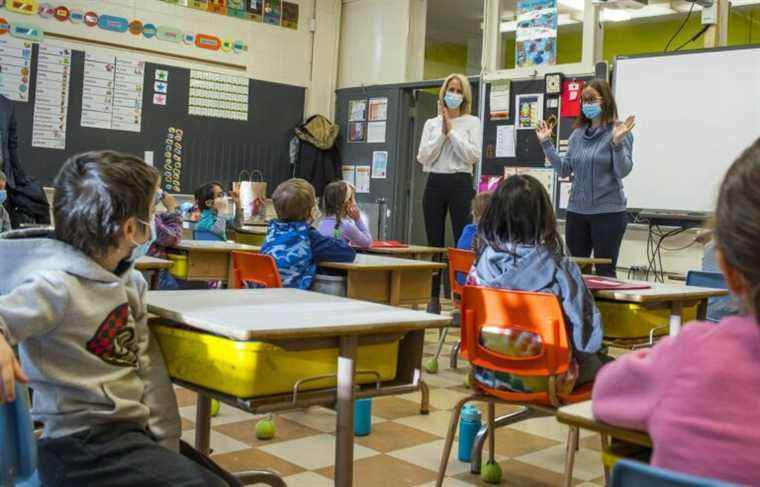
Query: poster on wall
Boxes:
[
  {"xmin": 32, "ymin": 44, "xmax": 71, "ymax": 149},
  {"xmin": 281, "ymin": 1, "xmax": 299, "ymax": 29},
  {"xmin": 355, "ymin": 165, "xmax": 371, "ymax": 193},
  {"xmin": 516, "ymin": 93, "xmax": 543, "ymax": 130},
  {"xmin": 263, "ymin": 0, "xmax": 282, "ymax": 25},
  {"xmin": 348, "ymin": 99, "xmax": 366, "ymax": 122},
  {"xmin": 371, "ymin": 151, "xmax": 388, "ymax": 179},
  {"xmin": 248, "ymin": 0, "xmax": 263, "ymax": 21},
  {"xmin": 0, "ymin": 38, "xmax": 32, "ymax": 102},
  {"xmin": 489, "ymin": 80, "xmax": 510, "ymax": 121},
  {"xmin": 348, "ymin": 122, "xmax": 365, "ymax": 143},
  {"xmin": 368, "ymin": 97, "xmax": 388, "ymax": 121},
  {"xmin": 515, "ymin": 0, "xmax": 557, "ymax": 68},
  {"xmin": 342, "ymin": 164, "xmax": 356, "ymax": 185}
]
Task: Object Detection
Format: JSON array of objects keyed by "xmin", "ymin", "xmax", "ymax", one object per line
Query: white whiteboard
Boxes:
[{"xmin": 614, "ymin": 47, "xmax": 760, "ymax": 212}]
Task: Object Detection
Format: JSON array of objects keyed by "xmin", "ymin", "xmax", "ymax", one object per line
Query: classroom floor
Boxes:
[{"xmin": 176, "ymin": 317, "xmax": 608, "ymax": 487}]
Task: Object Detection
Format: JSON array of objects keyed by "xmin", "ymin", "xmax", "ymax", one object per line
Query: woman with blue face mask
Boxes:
[
  {"xmin": 417, "ymin": 73, "xmax": 482, "ymax": 313},
  {"xmin": 0, "ymin": 170, "xmax": 11, "ymax": 234},
  {"xmin": 536, "ymin": 80, "xmax": 635, "ymax": 277}
]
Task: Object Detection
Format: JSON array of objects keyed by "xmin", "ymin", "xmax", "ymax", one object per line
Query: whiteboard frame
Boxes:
[{"xmin": 611, "ymin": 44, "xmax": 760, "ymax": 216}]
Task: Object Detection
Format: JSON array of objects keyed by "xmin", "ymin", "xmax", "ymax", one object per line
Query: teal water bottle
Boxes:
[
  {"xmin": 458, "ymin": 404, "xmax": 482, "ymax": 462},
  {"xmin": 354, "ymin": 398, "xmax": 372, "ymax": 436}
]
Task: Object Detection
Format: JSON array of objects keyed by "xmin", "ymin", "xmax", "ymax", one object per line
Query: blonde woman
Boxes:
[{"xmin": 417, "ymin": 73, "xmax": 482, "ymax": 313}]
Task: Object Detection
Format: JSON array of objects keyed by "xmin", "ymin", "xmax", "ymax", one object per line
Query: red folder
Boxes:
[{"xmin": 583, "ymin": 276, "xmax": 651, "ymax": 291}]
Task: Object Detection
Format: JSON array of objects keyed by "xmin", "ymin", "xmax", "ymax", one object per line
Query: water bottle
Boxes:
[
  {"xmin": 458, "ymin": 404, "xmax": 482, "ymax": 462},
  {"xmin": 354, "ymin": 398, "xmax": 372, "ymax": 436}
]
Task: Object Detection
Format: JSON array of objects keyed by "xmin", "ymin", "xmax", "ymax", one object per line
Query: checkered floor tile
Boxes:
[{"xmin": 179, "ymin": 310, "xmax": 608, "ymax": 486}]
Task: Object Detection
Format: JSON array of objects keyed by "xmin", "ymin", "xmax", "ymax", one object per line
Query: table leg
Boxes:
[
  {"xmin": 226, "ymin": 255, "xmax": 236, "ymax": 288},
  {"xmin": 696, "ymin": 298, "xmax": 708, "ymax": 321},
  {"xmin": 195, "ymin": 394, "xmax": 212, "ymax": 455},
  {"xmin": 335, "ymin": 335, "xmax": 358, "ymax": 487},
  {"xmin": 669, "ymin": 301, "xmax": 683, "ymax": 337},
  {"xmin": 389, "ymin": 270, "xmax": 402, "ymax": 306}
]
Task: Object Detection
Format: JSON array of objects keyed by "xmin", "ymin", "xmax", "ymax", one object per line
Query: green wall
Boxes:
[{"xmin": 424, "ymin": 7, "xmax": 760, "ymax": 77}]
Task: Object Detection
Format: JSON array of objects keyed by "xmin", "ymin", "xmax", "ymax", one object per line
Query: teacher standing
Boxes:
[
  {"xmin": 417, "ymin": 73, "xmax": 482, "ymax": 313},
  {"xmin": 536, "ymin": 80, "xmax": 635, "ymax": 277}
]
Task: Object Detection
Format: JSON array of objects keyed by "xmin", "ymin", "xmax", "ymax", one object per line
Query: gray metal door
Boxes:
[{"xmin": 406, "ymin": 90, "xmax": 438, "ymax": 245}]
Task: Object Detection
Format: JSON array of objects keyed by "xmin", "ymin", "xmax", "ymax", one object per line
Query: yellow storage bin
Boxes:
[
  {"xmin": 151, "ymin": 324, "xmax": 400, "ymax": 398},
  {"xmin": 598, "ymin": 300, "xmax": 698, "ymax": 338},
  {"xmin": 166, "ymin": 253, "xmax": 188, "ymax": 279}
]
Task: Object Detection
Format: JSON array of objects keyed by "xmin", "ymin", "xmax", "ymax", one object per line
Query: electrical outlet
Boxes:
[{"xmin": 702, "ymin": 2, "xmax": 717, "ymax": 24}]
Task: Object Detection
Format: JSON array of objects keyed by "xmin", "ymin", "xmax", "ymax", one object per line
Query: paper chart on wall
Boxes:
[
  {"xmin": 366, "ymin": 121, "xmax": 386, "ymax": 143},
  {"xmin": 495, "ymin": 125, "xmax": 515, "ymax": 158},
  {"xmin": 81, "ymin": 51, "xmax": 145, "ymax": 132},
  {"xmin": 371, "ymin": 151, "xmax": 388, "ymax": 179},
  {"xmin": 0, "ymin": 38, "xmax": 32, "ymax": 102},
  {"xmin": 32, "ymin": 44, "xmax": 71, "ymax": 149},
  {"xmin": 355, "ymin": 165, "xmax": 371, "ymax": 193},
  {"xmin": 368, "ymin": 97, "xmax": 388, "ymax": 121},
  {"xmin": 188, "ymin": 69, "xmax": 249, "ymax": 121},
  {"xmin": 342, "ymin": 165, "xmax": 356, "ymax": 186}
]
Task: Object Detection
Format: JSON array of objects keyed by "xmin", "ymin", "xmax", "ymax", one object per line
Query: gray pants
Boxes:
[{"xmin": 38, "ymin": 422, "xmax": 239, "ymax": 487}]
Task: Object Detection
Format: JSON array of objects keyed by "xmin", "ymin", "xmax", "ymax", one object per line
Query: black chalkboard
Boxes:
[{"xmin": 13, "ymin": 44, "xmax": 305, "ymax": 193}]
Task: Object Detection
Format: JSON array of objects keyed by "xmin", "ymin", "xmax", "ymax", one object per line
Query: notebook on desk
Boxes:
[
  {"xmin": 370, "ymin": 241, "xmax": 409, "ymax": 249},
  {"xmin": 583, "ymin": 276, "xmax": 651, "ymax": 291}
]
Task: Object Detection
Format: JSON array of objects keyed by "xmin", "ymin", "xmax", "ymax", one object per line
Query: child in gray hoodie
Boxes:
[
  {"xmin": 468, "ymin": 174, "xmax": 607, "ymax": 393},
  {"xmin": 0, "ymin": 151, "xmax": 235, "ymax": 486}
]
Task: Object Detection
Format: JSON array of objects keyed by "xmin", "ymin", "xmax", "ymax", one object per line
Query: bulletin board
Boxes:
[
  {"xmin": 481, "ymin": 74, "xmax": 593, "ymax": 213},
  {"xmin": 12, "ymin": 42, "xmax": 305, "ymax": 193}
]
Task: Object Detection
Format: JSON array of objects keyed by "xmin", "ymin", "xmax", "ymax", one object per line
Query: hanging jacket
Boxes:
[{"xmin": 294, "ymin": 115, "xmax": 342, "ymax": 196}]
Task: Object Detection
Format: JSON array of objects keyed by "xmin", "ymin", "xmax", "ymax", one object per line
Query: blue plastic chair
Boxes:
[
  {"xmin": 192, "ymin": 230, "xmax": 225, "ymax": 242},
  {"xmin": 611, "ymin": 459, "xmax": 738, "ymax": 487},
  {"xmin": 686, "ymin": 270, "xmax": 737, "ymax": 323},
  {"xmin": 0, "ymin": 383, "xmax": 40, "ymax": 486}
]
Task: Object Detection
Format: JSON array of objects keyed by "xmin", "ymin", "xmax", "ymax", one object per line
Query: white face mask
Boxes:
[{"xmin": 128, "ymin": 218, "xmax": 155, "ymax": 262}]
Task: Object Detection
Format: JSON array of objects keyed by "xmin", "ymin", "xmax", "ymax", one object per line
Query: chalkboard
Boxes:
[{"xmin": 13, "ymin": 43, "xmax": 305, "ymax": 194}]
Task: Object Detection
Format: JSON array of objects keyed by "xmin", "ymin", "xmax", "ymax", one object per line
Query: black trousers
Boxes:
[
  {"xmin": 423, "ymin": 173, "xmax": 475, "ymax": 298},
  {"xmin": 565, "ymin": 211, "xmax": 628, "ymax": 277},
  {"xmin": 38, "ymin": 422, "xmax": 241, "ymax": 487}
]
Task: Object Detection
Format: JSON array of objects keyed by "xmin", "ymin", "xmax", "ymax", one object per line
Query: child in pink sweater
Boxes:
[{"xmin": 592, "ymin": 139, "xmax": 760, "ymax": 485}]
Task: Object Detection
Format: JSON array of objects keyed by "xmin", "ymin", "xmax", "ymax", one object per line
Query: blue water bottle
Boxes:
[
  {"xmin": 354, "ymin": 398, "xmax": 372, "ymax": 436},
  {"xmin": 458, "ymin": 404, "xmax": 482, "ymax": 462}
]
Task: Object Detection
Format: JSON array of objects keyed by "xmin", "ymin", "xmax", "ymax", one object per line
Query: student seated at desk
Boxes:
[
  {"xmin": 0, "ymin": 170, "xmax": 10, "ymax": 233},
  {"xmin": 592, "ymin": 140, "xmax": 760, "ymax": 485},
  {"xmin": 142, "ymin": 184, "xmax": 183, "ymax": 290},
  {"xmin": 317, "ymin": 180, "xmax": 372, "ymax": 248},
  {"xmin": 468, "ymin": 174, "xmax": 607, "ymax": 393},
  {"xmin": 193, "ymin": 181, "xmax": 242, "ymax": 241},
  {"xmin": 457, "ymin": 190, "xmax": 491, "ymax": 252},
  {"xmin": 263, "ymin": 178, "xmax": 355, "ymax": 289},
  {"xmin": 0, "ymin": 151, "xmax": 238, "ymax": 486}
]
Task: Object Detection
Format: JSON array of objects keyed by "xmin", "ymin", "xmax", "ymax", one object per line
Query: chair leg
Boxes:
[
  {"xmin": 563, "ymin": 426, "xmax": 580, "ymax": 487},
  {"xmin": 449, "ymin": 340, "xmax": 461, "ymax": 370},
  {"xmin": 436, "ymin": 395, "xmax": 479, "ymax": 487},
  {"xmin": 424, "ymin": 327, "xmax": 449, "ymax": 374},
  {"xmin": 419, "ymin": 380, "xmax": 430, "ymax": 415},
  {"xmin": 601, "ymin": 433, "xmax": 611, "ymax": 485},
  {"xmin": 235, "ymin": 470, "xmax": 286, "ymax": 486},
  {"xmin": 487, "ymin": 402, "xmax": 496, "ymax": 464},
  {"xmin": 470, "ymin": 406, "xmax": 537, "ymax": 474}
]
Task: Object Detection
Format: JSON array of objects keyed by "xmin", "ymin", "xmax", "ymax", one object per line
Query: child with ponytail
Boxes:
[{"xmin": 317, "ymin": 181, "xmax": 373, "ymax": 248}]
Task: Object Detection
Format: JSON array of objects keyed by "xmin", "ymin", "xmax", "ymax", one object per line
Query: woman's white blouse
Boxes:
[{"xmin": 416, "ymin": 114, "xmax": 482, "ymax": 174}]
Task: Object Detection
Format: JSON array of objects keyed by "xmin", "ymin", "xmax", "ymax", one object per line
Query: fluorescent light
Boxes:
[
  {"xmin": 601, "ymin": 8, "xmax": 632, "ymax": 21},
  {"xmin": 629, "ymin": 4, "xmax": 678, "ymax": 17},
  {"xmin": 500, "ymin": 14, "xmax": 580, "ymax": 32}
]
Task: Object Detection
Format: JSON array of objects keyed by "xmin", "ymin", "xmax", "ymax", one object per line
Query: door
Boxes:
[{"xmin": 405, "ymin": 90, "xmax": 438, "ymax": 245}]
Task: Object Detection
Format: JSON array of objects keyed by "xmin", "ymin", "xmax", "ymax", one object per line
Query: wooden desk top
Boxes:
[
  {"xmin": 320, "ymin": 253, "xmax": 447, "ymax": 271},
  {"xmin": 363, "ymin": 245, "xmax": 448, "ymax": 256},
  {"xmin": 173, "ymin": 240, "xmax": 261, "ymax": 253},
  {"xmin": 557, "ymin": 400, "xmax": 652, "ymax": 447},
  {"xmin": 147, "ymin": 289, "xmax": 450, "ymax": 340},
  {"xmin": 135, "ymin": 256, "xmax": 173, "ymax": 271},
  {"xmin": 591, "ymin": 279, "xmax": 729, "ymax": 303},
  {"xmin": 235, "ymin": 225, "xmax": 267, "ymax": 234}
]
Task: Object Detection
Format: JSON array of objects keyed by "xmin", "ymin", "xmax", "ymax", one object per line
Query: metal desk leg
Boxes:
[
  {"xmin": 419, "ymin": 380, "xmax": 430, "ymax": 415},
  {"xmin": 195, "ymin": 394, "xmax": 212, "ymax": 455},
  {"xmin": 335, "ymin": 335, "xmax": 358, "ymax": 487},
  {"xmin": 669, "ymin": 301, "xmax": 683, "ymax": 337}
]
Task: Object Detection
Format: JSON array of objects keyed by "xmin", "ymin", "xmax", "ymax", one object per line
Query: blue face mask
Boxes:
[
  {"xmin": 444, "ymin": 92, "xmax": 464, "ymax": 110},
  {"xmin": 129, "ymin": 218, "xmax": 156, "ymax": 262},
  {"xmin": 0, "ymin": 190, "xmax": 6, "ymax": 206},
  {"xmin": 154, "ymin": 189, "xmax": 164, "ymax": 206},
  {"xmin": 582, "ymin": 103, "xmax": 602, "ymax": 120}
]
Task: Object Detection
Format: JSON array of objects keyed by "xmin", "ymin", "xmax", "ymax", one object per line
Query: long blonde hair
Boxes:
[{"xmin": 438, "ymin": 73, "xmax": 473, "ymax": 115}]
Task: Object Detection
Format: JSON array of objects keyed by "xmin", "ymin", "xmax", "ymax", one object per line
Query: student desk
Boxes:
[
  {"xmin": 134, "ymin": 256, "xmax": 173, "ymax": 290},
  {"xmin": 557, "ymin": 400, "xmax": 652, "ymax": 447},
  {"xmin": 362, "ymin": 245, "xmax": 448, "ymax": 261},
  {"xmin": 233, "ymin": 225, "xmax": 267, "ymax": 246},
  {"xmin": 591, "ymin": 279, "xmax": 729, "ymax": 336},
  {"xmin": 168, "ymin": 240, "xmax": 260, "ymax": 283},
  {"xmin": 146, "ymin": 289, "xmax": 450, "ymax": 487},
  {"xmin": 319, "ymin": 254, "xmax": 447, "ymax": 307}
]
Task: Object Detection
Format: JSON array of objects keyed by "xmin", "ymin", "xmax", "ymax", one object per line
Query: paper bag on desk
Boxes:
[{"xmin": 234, "ymin": 170, "xmax": 267, "ymax": 223}]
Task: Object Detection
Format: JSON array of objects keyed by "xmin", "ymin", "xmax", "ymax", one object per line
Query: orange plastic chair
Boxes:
[
  {"xmin": 230, "ymin": 252, "xmax": 282, "ymax": 289},
  {"xmin": 423, "ymin": 249, "xmax": 476, "ymax": 374},
  {"xmin": 435, "ymin": 286, "xmax": 592, "ymax": 487}
]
